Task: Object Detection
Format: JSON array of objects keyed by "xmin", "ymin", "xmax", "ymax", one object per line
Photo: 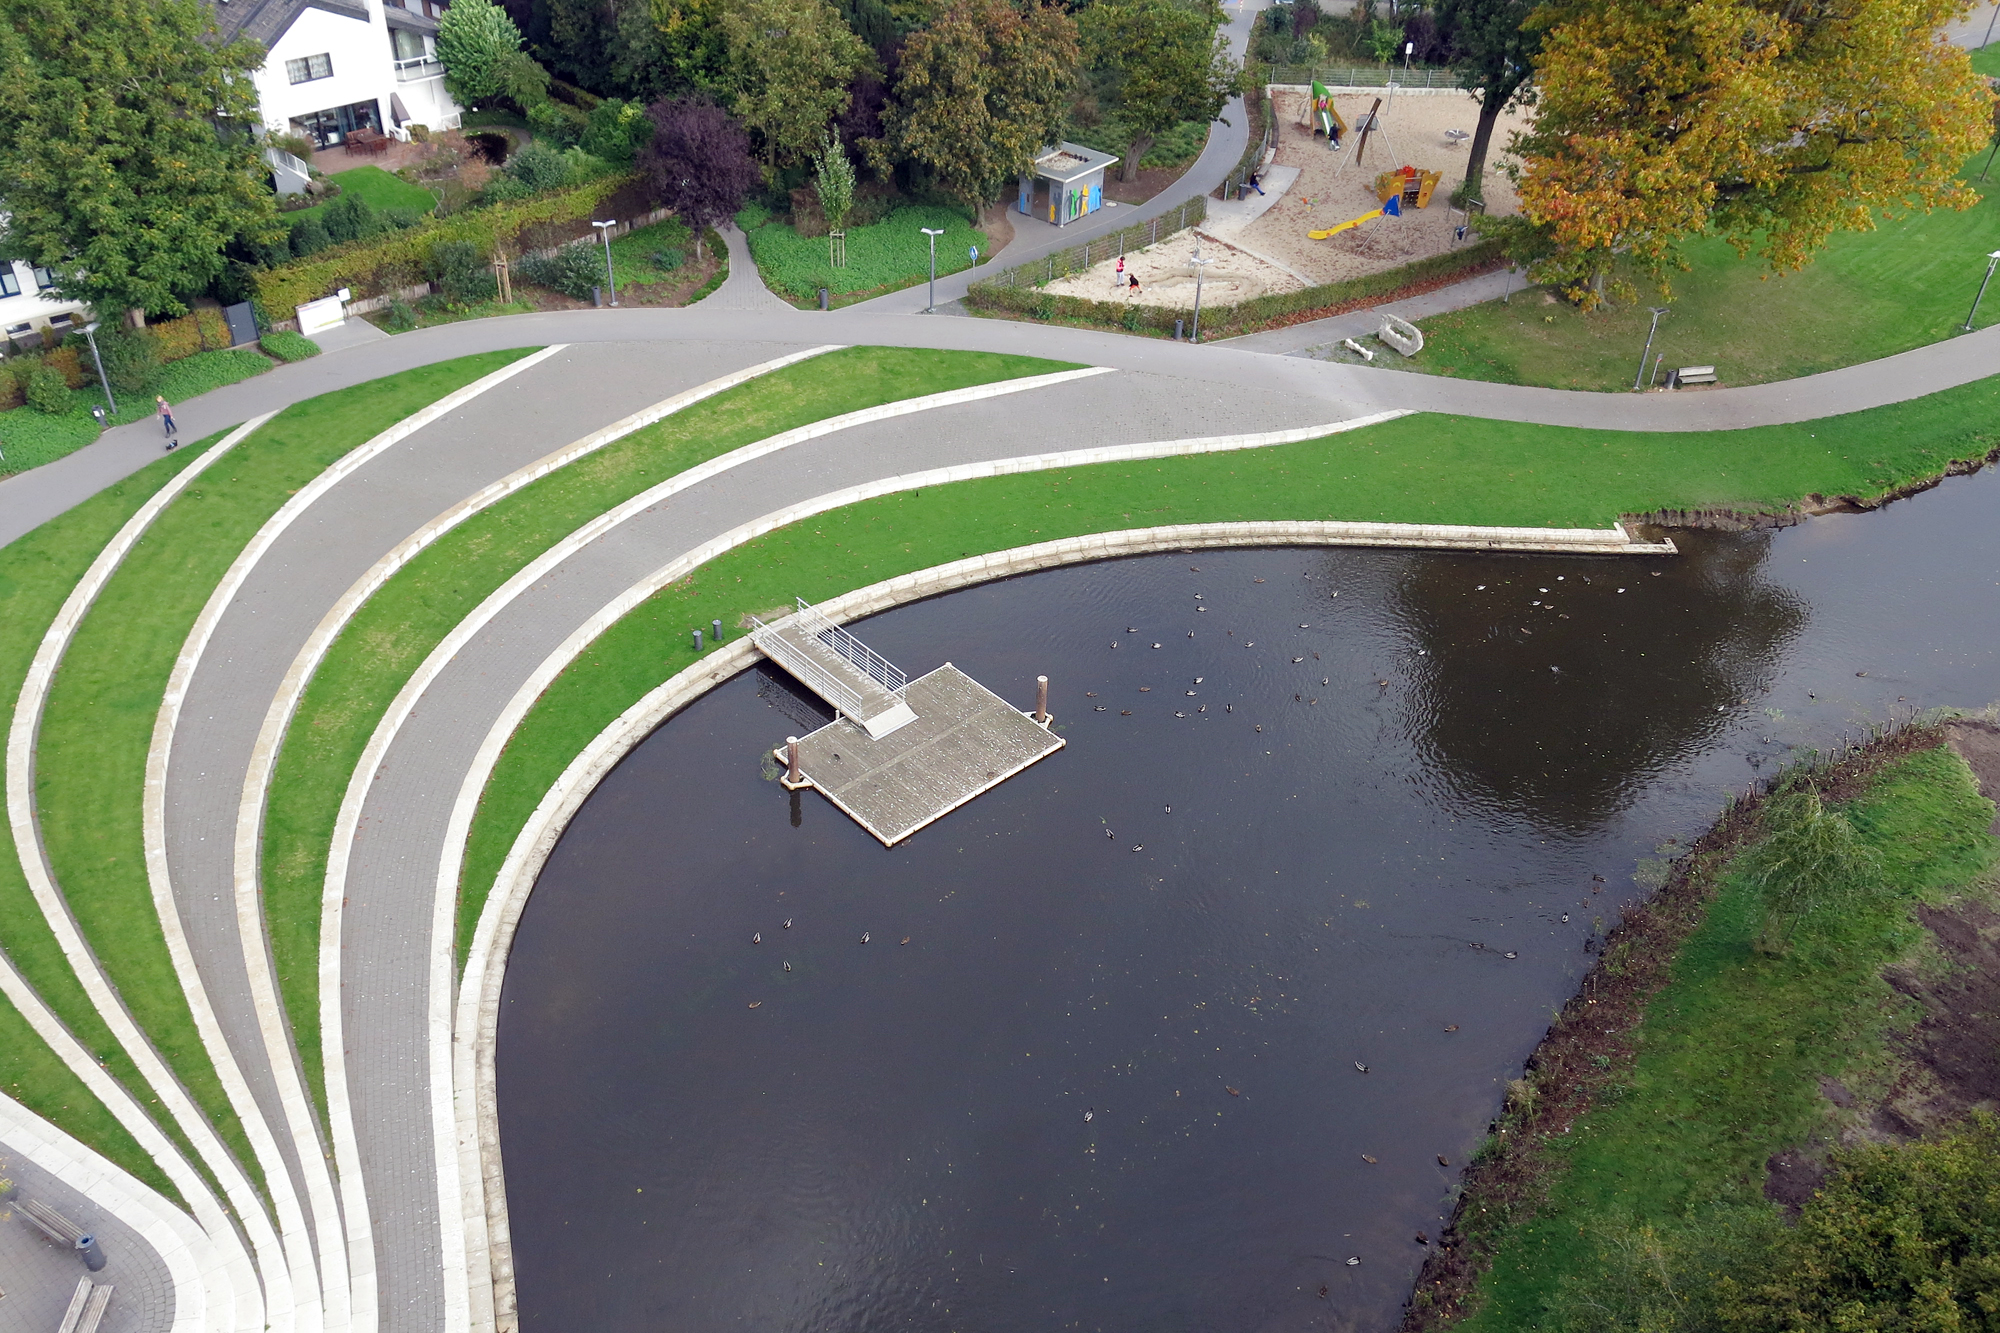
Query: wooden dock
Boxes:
[{"xmin": 752, "ymin": 599, "xmax": 1062, "ymax": 844}]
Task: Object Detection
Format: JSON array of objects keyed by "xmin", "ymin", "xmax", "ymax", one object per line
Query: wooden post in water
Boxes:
[
  {"xmin": 1035, "ymin": 675, "xmax": 1049, "ymax": 724},
  {"xmin": 786, "ymin": 737, "xmax": 802, "ymax": 784}
]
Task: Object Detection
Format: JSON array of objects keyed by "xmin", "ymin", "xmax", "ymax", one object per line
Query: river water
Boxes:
[{"xmin": 498, "ymin": 465, "xmax": 2000, "ymax": 1333}]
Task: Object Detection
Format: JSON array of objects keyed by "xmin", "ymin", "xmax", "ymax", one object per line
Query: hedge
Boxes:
[
  {"xmin": 259, "ymin": 330, "xmax": 322, "ymax": 362},
  {"xmin": 149, "ymin": 309, "xmax": 234, "ymax": 363},
  {"xmin": 253, "ymin": 174, "xmax": 636, "ymax": 316},
  {"xmin": 964, "ymin": 236, "xmax": 1508, "ymax": 340}
]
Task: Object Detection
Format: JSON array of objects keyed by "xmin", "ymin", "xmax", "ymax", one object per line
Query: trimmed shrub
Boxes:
[
  {"xmin": 516, "ymin": 240, "xmax": 607, "ymax": 300},
  {"xmin": 527, "ymin": 98, "xmax": 589, "ymax": 149},
  {"xmin": 260, "ymin": 329, "xmax": 322, "ymax": 362},
  {"xmin": 290, "ymin": 213, "xmax": 332, "ymax": 258},
  {"xmin": 252, "ymin": 173, "xmax": 632, "ymax": 314},
  {"xmin": 429, "ymin": 239, "xmax": 498, "ymax": 303},
  {"xmin": 152, "ymin": 314, "xmax": 206, "ymax": 361},
  {"xmin": 0, "ymin": 365, "xmax": 20, "ymax": 410},
  {"xmin": 92, "ymin": 326, "xmax": 163, "ymax": 397},
  {"xmin": 22, "ymin": 362, "xmax": 72, "ymax": 414},
  {"xmin": 383, "ymin": 299, "xmax": 419, "ymax": 331},
  {"xmin": 43, "ymin": 346, "xmax": 85, "ymax": 388}
]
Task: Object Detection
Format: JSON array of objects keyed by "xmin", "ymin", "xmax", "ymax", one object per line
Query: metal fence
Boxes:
[
  {"xmin": 971, "ymin": 196, "xmax": 1210, "ymax": 292},
  {"xmin": 795, "ymin": 598, "xmax": 909, "ymax": 694},
  {"xmin": 1267, "ymin": 65, "xmax": 1461, "ymax": 89},
  {"xmin": 1223, "ymin": 89, "xmax": 1276, "ymax": 206}
]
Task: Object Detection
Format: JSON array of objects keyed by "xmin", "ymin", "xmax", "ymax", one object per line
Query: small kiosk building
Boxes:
[{"xmin": 1017, "ymin": 143, "xmax": 1121, "ymax": 226}]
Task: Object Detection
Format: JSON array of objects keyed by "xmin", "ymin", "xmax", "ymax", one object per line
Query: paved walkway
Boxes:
[{"xmin": 0, "ymin": 1159, "xmax": 172, "ymax": 1333}]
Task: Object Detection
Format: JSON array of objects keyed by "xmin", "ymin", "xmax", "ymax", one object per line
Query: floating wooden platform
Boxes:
[{"xmin": 778, "ymin": 664, "xmax": 1063, "ymax": 845}]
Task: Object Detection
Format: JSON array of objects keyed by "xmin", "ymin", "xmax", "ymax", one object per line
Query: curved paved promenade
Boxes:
[{"xmin": 4, "ymin": 31, "xmax": 1999, "ymax": 1315}]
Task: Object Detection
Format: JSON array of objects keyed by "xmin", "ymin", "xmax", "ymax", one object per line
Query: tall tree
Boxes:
[
  {"xmin": 1432, "ymin": 0, "xmax": 1539, "ymax": 207},
  {"xmin": 438, "ymin": 0, "xmax": 530, "ymax": 105},
  {"xmin": 1512, "ymin": 0, "xmax": 1992, "ymax": 306},
  {"xmin": 718, "ymin": 0, "xmax": 867, "ymax": 166},
  {"xmin": 0, "ymin": 0, "xmax": 281, "ymax": 321},
  {"xmin": 882, "ymin": 0, "xmax": 1079, "ymax": 208},
  {"xmin": 639, "ymin": 97, "xmax": 761, "ymax": 257},
  {"xmin": 1081, "ymin": 0, "xmax": 1241, "ymax": 184},
  {"xmin": 638, "ymin": 0, "xmax": 731, "ymax": 98}
]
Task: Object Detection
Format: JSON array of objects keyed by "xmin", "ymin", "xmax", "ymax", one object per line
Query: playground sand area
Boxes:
[
  {"xmin": 1038, "ymin": 226, "xmax": 1306, "ymax": 308},
  {"xmin": 1236, "ymin": 88, "xmax": 1529, "ymax": 288}
]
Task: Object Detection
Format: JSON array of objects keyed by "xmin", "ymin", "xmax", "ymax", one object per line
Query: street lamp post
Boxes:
[
  {"xmin": 80, "ymin": 321, "xmax": 116, "ymax": 417},
  {"xmin": 1188, "ymin": 236, "xmax": 1215, "ymax": 343},
  {"xmin": 1634, "ymin": 306, "xmax": 1669, "ymax": 390},
  {"xmin": 591, "ymin": 220, "xmax": 618, "ymax": 306},
  {"xmin": 1963, "ymin": 250, "xmax": 2000, "ymax": 332},
  {"xmin": 921, "ymin": 227, "xmax": 945, "ymax": 312}
]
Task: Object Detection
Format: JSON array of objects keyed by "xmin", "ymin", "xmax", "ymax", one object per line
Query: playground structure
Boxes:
[{"xmin": 1299, "ymin": 82, "xmax": 1350, "ymax": 147}]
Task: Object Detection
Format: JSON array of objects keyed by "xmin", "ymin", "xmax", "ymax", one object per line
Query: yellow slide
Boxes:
[{"xmin": 1309, "ymin": 208, "xmax": 1383, "ymax": 240}]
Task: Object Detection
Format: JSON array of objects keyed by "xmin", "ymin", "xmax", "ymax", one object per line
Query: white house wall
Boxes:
[
  {"xmin": 250, "ymin": 4, "xmax": 459, "ymax": 139},
  {"xmin": 0, "ymin": 260, "xmax": 89, "ymax": 336}
]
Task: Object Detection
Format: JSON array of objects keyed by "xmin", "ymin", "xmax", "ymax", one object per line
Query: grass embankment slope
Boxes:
[
  {"xmin": 33, "ymin": 351, "xmax": 531, "ymax": 1198},
  {"xmin": 457, "ymin": 370, "xmax": 2000, "ymax": 954},
  {"xmin": 741, "ymin": 204, "xmax": 986, "ymax": 307},
  {"xmin": 0, "ymin": 438, "xmax": 247, "ymax": 1204},
  {"xmin": 289, "ymin": 166, "xmax": 437, "ymax": 223},
  {"xmin": 1407, "ymin": 147, "xmax": 2000, "ymax": 390},
  {"xmin": 1431, "ymin": 735, "xmax": 2000, "ymax": 1332},
  {"xmin": 259, "ymin": 346, "xmax": 1070, "ymax": 1111}
]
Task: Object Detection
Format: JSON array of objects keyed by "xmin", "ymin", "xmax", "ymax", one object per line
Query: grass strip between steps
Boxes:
[
  {"xmin": 1449, "ymin": 741, "xmax": 2000, "ymax": 1332},
  {"xmin": 261, "ymin": 345, "xmax": 1073, "ymax": 1117},
  {"xmin": 458, "ymin": 371, "xmax": 2000, "ymax": 957},
  {"xmin": 34, "ymin": 350, "xmax": 533, "ymax": 1206},
  {"xmin": 0, "ymin": 438, "xmax": 247, "ymax": 1209}
]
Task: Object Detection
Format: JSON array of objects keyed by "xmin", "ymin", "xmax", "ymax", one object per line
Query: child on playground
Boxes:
[{"xmin": 1127, "ymin": 273, "xmax": 1141, "ymax": 297}]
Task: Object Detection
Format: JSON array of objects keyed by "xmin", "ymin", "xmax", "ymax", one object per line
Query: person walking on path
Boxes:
[{"xmin": 156, "ymin": 397, "xmax": 176, "ymax": 436}]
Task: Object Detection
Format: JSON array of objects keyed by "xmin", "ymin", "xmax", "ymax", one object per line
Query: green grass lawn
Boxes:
[
  {"xmin": 456, "ymin": 370, "xmax": 2000, "ymax": 952},
  {"xmin": 259, "ymin": 346, "xmax": 1070, "ymax": 1114},
  {"xmin": 287, "ymin": 166, "xmax": 437, "ymax": 223},
  {"xmin": 33, "ymin": 351, "xmax": 531, "ymax": 1201},
  {"xmin": 0, "ymin": 350, "xmax": 273, "ymax": 475},
  {"xmin": 0, "ymin": 438, "xmax": 250, "ymax": 1206},
  {"xmin": 1455, "ymin": 743, "xmax": 2000, "ymax": 1332},
  {"xmin": 1405, "ymin": 152, "xmax": 2000, "ymax": 390},
  {"xmin": 741, "ymin": 204, "xmax": 987, "ymax": 306},
  {"xmin": 609, "ymin": 217, "xmax": 697, "ymax": 284}
]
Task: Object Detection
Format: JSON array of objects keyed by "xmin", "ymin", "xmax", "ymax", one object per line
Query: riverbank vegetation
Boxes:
[{"xmin": 1408, "ymin": 727, "xmax": 2000, "ymax": 1331}]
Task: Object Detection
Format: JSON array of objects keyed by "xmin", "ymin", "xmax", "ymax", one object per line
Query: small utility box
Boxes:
[{"xmin": 1018, "ymin": 143, "xmax": 1121, "ymax": 226}]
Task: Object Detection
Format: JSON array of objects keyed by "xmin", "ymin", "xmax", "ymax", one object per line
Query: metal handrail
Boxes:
[
  {"xmin": 794, "ymin": 598, "xmax": 908, "ymax": 694},
  {"xmin": 748, "ymin": 613, "xmax": 865, "ymax": 718}
]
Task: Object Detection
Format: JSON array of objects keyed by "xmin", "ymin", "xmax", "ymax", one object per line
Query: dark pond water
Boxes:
[{"xmin": 499, "ymin": 466, "xmax": 2000, "ymax": 1333}]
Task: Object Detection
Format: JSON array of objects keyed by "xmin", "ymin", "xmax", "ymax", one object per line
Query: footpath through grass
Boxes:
[
  {"xmin": 457, "ymin": 371, "xmax": 2000, "ymax": 953},
  {"xmin": 1449, "ymin": 741, "xmax": 2000, "ymax": 1332},
  {"xmin": 1406, "ymin": 151, "xmax": 2000, "ymax": 390},
  {"xmin": 0, "ymin": 350, "xmax": 273, "ymax": 475},
  {"xmin": 0, "ymin": 439, "xmax": 249, "ymax": 1206},
  {"xmin": 261, "ymin": 345, "xmax": 1069, "ymax": 1113},
  {"xmin": 34, "ymin": 350, "xmax": 531, "ymax": 1199}
]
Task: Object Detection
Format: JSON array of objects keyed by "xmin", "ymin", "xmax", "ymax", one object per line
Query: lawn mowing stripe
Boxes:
[
  {"xmin": 298, "ymin": 356, "xmax": 1106, "ymax": 1326},
  {"xmin": 6, "ymin": 417, "xmax": 285, "ymax": 1331},
  {"xmin": 145, "ymin": 347, "xmax": 562, "ymax": 1333},
  {"xmin": 0, "ymin": 1080, "xmax": 240, "ymax": 1333},
  {"xmin": 218, "ymin": 342, "xmax": 844, "ymax": 1324}
]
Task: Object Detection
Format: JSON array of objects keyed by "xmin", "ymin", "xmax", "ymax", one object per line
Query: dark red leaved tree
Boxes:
[{"xmin": 639, "ymin": 98, "xmax": 761, "ymax": 260}]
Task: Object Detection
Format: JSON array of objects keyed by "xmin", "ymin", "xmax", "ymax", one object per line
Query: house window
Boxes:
[
  {"xmin": 286, "ymin": 53, "xmax": 334, "ymax": 84},
  {"xmin": 30, "ymin": 266, "xmax": 54, "ymax": 292},
  {"xmin": 0, "ymin": 267, "xmax": 20, "ymax": 299},
  {"xmin": 390, "ymin": 28, "xmax": 429, "ymax": 60}
]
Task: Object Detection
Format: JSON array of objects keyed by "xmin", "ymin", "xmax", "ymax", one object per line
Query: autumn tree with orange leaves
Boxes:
[{"xmin": 1503, "ymin": 0, "xmax": 1994, "ymax": 307}]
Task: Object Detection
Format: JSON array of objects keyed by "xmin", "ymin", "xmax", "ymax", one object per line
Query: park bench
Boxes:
[
  {"xmin": 55, "ymin": 1275, "xmax": 113, "ymax": 1333},
  {"xmin": 1672, "ymin": 364, "xmax": 1718, "ymax": 387},
  {"xmin": 16, "ymin": 1198, "xmax": 106, "ymax": 1271}
]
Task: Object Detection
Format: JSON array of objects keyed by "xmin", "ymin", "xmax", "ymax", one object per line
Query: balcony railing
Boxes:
[{"xmin": 394, "ymin": 55, "xmax": 443, "ymax": 80}]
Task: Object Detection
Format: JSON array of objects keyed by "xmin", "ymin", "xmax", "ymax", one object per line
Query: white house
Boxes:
[
  {"xmin": 215, "ymin": 0, "xmax": 462, "ymax": 154},
  {"xmin": 0, "ymin": 255, "xmax": 88, "ymax": 353}
]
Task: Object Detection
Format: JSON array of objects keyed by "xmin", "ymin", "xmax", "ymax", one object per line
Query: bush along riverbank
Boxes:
[{"xmin": 1407, "ymin": 718, "xmax": 2000, "ymax": 1332}]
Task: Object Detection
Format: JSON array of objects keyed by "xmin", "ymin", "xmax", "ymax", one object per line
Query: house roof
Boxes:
[
  {"xmin": 1031, "ymin": 142, "xmax": 1120, "ymax": 183},
  {"xmin": 206, "ymin": 0, "xmax": 370, "ymax": 51}
]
